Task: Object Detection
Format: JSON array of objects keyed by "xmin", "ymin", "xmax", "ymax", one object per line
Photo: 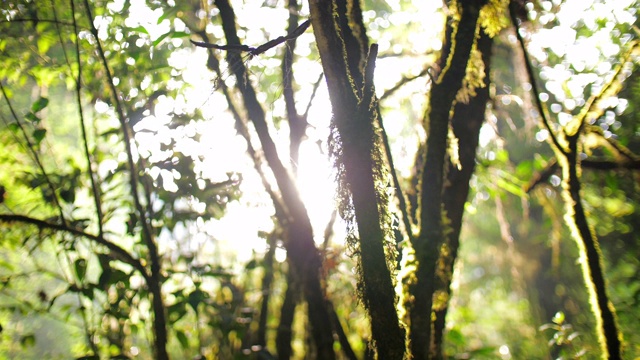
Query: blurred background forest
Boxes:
[{"xmin": 0, "ymin": 0, "xmax": 638, "ymax": 359}]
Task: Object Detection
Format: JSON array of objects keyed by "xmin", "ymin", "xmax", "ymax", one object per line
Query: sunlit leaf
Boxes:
[
  {"xmin": 128, "ymin": 26, "xmax": 149, "ymax": 35},
  {"xmin": 152, "ymin": 32, "xmax": 170, "ymax": 47},
  {"xmin": 552, "ymin": 311, "xmax": 565, "ymax": 325}
]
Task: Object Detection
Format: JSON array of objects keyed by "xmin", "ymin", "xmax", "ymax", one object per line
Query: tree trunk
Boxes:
[{"xmin": 404, "ymin": 2, "xmax": 482, "ymax": 358}]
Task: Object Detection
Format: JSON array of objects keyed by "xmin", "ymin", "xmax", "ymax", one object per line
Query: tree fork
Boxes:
[
  {"xmin": 309, "ymin": 1, "xmax": 406, "ymax": 358},
  {"xmin": 559, "ymin": 138, "xmax": 622, "ymax": 359},
  {"xmin": 407, "ymin": 1, "xmax": 483, "ymax": 358}
]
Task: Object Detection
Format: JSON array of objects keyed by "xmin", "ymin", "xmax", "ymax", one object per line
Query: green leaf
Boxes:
[
  {"xmin": 75, "ymin": 259, "xmax": 87, "ymax": 282},
  {"xmin": 31, "ymin": 97, "xmax": 49, "ymax": 113},
  {"xmin": 20, "ymin": 334, "xmax": 35, "ymax": 347},
  {"xmin": 37, "ymin": 35, "xmax": 53, "ymax": 54},
  {"xmin": 7, "ymin": 123, "xmax": 19, "ymax": 133},
  {"xmin": 187, "ymin": 289, "xmax": 207, "ymax": 313},
  {"xmin": 60, "ymin": 187, "xmax": 75, "ymax": 203},
  {"xmin": 175, "ymin": 330, "xmax": 189, "ymax": 349},
  {"xmin": 496, "ymin": 177, "xmax": 525, "ymax": 197},
  {"xmin": 153, "ymin": 32, "xmax": 170, "ymax": 47},
  {"xmin": 25, "ymin": 112, "xmax": 40, "ymax": 123},
  {"xmin": 170, "ymin": 31, "xmax": 190, "ymax": 39},
  {"xmin": 128, "ymin": 26, "xmax": 149, "ymax": 35},
  {"xmin": 33, "ymin": 128, "xmax": 46, "ymax": 144}
]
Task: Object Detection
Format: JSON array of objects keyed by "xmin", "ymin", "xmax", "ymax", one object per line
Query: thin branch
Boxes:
[
  {"xmin": 50, "ymin": 4, "xmax": 101, "ymax": 354},
  {"xmin": 81, "ymin": 0, "xmax": 154, "ymax": 251},
  {"xmin": 282, "ymin": 0, "xmax": 304, "ymax": 172},
  {"xmin": 509, "ymin": 3, "xmax": 566, "ymax": 155},
  {"xmin": 524, "ymin": 158, "xmax": 559, "ymax": 193},
  {"xmin": 0, "ymin": 214, "xmax": 148, "ymax": 281},
  {"xmin": 67, "ymin": 0, "xmax": 105, "ymax": 239},
  {"xmin": 573, "ymin": 41, "xmax": 639, "ymax": 137},
  {"xmin": 380, "ymin": 66, "xmax": 432, "ymax": 101},
  {"xmin": 0, "ymin": 18, "xmax": 75, "ymax": 27},
  {"xmin": 0, "ymin": 82, "xmax": 66, "ymax": 224},
  {"xmin": 191, "ymin": 20, "xmax": 310, "ymax": 57},
  {"xmin": 81, "ymin": 2, "xmax": 167, "ymax": 358},
  {"xmin": 301, "ymin": 73, "xmax": 325, "ymax": 122},
  {"xmin": 582, "ymin": 158, "xmax": 640, "ymax": 170},
  {"xmin": 195, "ymin": 28, "xmax": 288, "ymax": 220}
]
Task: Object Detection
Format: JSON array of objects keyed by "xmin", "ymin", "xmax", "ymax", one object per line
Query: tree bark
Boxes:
[
  {"xmin": 405, "ymin": 2, "xmax": 483, "ymax": 358},
  {"xmin": 308, "ymin": 1, "xmax": 406, "ymax": 358},
  {"xmin": 432, "ymin": 30, "xmax": 493, "ymax": 359},
  {"xmin": 214, "ymin": 1, "xmax": 337, "ymax": 357}
]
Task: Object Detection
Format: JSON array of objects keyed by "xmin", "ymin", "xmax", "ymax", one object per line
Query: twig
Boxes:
[
  {"xmin": 0, "ymin": 82, "xmax": 66, "ymax": 224},
  {"xmin": 81, "ymin": 1, "xmax": 168, "ymax": 358},
  {"xmin": 191, "ymin": 20, "xmax": 310, "ymax": 57},
  {"xmin": 301, "ymin": 72, "xmax": 325, "ymax": 121},
  {"xmin": 509, "ymin": 3, "xmax": 566, "ymax": 155},
  {"xmin": 67, "ymin": 0, "xmax": 105, "ymax": 240},
  {"xmin": 0, "ymin": 214, "xmax": 149, "ymax": 281},
  {"xmin": 380, "ymin": 66, "xmax": 432, "ymax": 101},
  {"xmin": 0, "ymin": 18, "xmax": 75, "ymax": 26},
  {"xmin": 282, "ymin": 0, "xmax": 305, "ymax": 172}
]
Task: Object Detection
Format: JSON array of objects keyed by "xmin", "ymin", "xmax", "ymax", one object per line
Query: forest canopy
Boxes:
[{"xmin": 0, "ymin": 0, "xmax": 638, "ymax": 359}]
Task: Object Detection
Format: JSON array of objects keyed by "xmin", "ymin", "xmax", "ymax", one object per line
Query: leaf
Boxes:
[
  {"xmin": 187, "ymin": 289, "xmax": 207, "ymax": 313},
  {"xmin": 170, "ymin": 31, "xmax": 190, "ymax": 39},
  {"xmin": 75, "ymin": 259, "xmax": 87, "ymax": 282},
  {"xmin": 25, "ymin": 112, "xmax": 40, "ymax": 123},
  {"xmin": 31, "ymin": 97, "xmax": 49, "ymax": 113},
  {"xmin": 37, "ymin": 34, "xmax": 53, "ymax": 54},
  {"xmin": 76, "ymin": 356, "xmax": 100, "ymax": 360},
  {"xmin": 60, "ymin": 187, "xmax": 76, "ymax": 203},
  {"xmin": 7, "ymin": 123, "xmax": 19, "ymax": 133},
  {"xmin": 32, "ymin": 128, "xmax": 46, "ymax": 144},
  {"xmin": 128, "ymin": 26, "xmax": 149, "ymax": 35},
  {"xmin": 496, "ymin": 177, "xmax": 525, "ymax": 197},
  {"xmin": 552, "ymin": 311, "xmax": 565, "ymax": 325},
  {"xmin": 20, "ymin": 334, "xmax": 35, "ymax": 347},
  {"xmin": 152, "ymin": 32, "xmax": 170, "ymax": 47},
  {"xmin": 175, "ymin": 330, "xmax": 189, "ymax": 349}
]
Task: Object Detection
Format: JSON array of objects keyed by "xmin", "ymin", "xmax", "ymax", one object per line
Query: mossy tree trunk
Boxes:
[
  {"xmin": 510, "ymin": 3, "xmax": 625, "ymax": 357},
  {"xmin": 403, "ymin": 1, "xmax": 484, "ymax": 358},
  {"xmin": 309, "ymin": 0, "xmax": 406, "ymax": 358}
]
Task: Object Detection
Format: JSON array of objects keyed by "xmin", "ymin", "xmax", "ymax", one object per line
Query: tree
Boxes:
[{"xmin": 0, "ymin": 0, "xmax": 638, "ymax": 359}]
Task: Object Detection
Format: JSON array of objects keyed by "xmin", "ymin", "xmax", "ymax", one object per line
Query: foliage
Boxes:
[{"xmin": 0, "ymin": 0, "xmax": 638, "ymax": 359}]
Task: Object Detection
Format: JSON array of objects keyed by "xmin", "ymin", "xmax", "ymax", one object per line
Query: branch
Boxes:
[
  {"xmin": 0, "ymin": 214, "xmax": 148, "ymax": 281},
  {"xmin": 508, "ymin": 2, "xmax": 566, "ymax": 155},
  {"xmin": 190, "ymin": 20, "xmax": 310, "ymax": 57},
  {"xmin": 380, "ymin": 66, "xmax": 432, "ymax": 101},
  {"xmin": 582, "ymin": 158, "xmax": 640, "ymax": 170},
  {"xmin": 573, "ymin": 41, "xmax": 639, "ymax": 137},
  {"xmin": 282, "ymin": 0, "xmax": 305, "ymax": 172},
  {"xmin": 524, "ymin": 158, "xmax": 559, "ymax": 193},
  {"xmin": 0, "ymin": 82, "xmax": 67, "ymax": 224},
  {"xmin": 67, "ymin": 0, "xmax": 105, "ymax": 239},
  {"xmin": 301, "ymin": 72, "xmax": 324, "ymax": 121},
  {"xmin": 195, "ymin": 28, "xmax": 288, "ymax": 220},
  {"xmin": 0, "ymin": 18, "xmax": 75, "ymax": 27},
  {"xmin": 81, "ymin": 2, "xmax": 167, "ymax": 358}
]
